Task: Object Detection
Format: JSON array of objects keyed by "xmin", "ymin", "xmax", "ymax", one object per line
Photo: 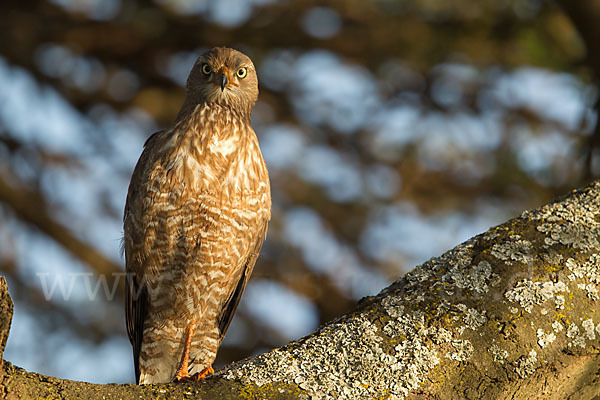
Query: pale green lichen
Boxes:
[
  {"xmin": 452, "ymin": 304, "xmax": 486, "ymax": 335},
  {"xmin": 223, "ymin": 299, "xmax": 443, "ymax": 399},
  {"xmin": 441, "ymin": 260, "xmax": 499, "ymax": 294},
  {"xmin": 446, "ymin": 340, "xmax": 474, "ymax": 361},
  {"xmin": 399, "ymin": 240, "xmax": 477, "ymax": 300},
  {"xmin": 577, "ymin": 283, "xmax": 599, "ymax": 300},
  {"xmin": 566, "ymin": 323, "xmax": 587, "ymax": 348},
  {"xmin": 571, "ymin": 335, "xmax": 586, "ymax": 348},
  {"xmin": 462, "ymin": 308, "xmax": 486, "ymax": 330},
  {"xmin": 567, "ymin": 255, "xmax": 600, "ymax": 283},
  {"xmin": 526, "ymin": 186, "xmax": 600, "ymax": 251},
  {"xmin": 491, "ymin": 236, "xmax": 533, "ymax": 265},
  {"xmin": 582, "ymin": 319, "xmax": 596, "ymax": 340},
  {"xmin": 504, "ymin": 279, "xmax": 568, "ymax": 313},
  {"xmin": 541, "ymin": 250, "xmax": 563, "ymax": 265},
  {"xmin": 536, "ymin": 329, "xmax": 556, "ymax": 348},
  {"xmin": 552, "ymin": 321, "xmax": 563, "ymax": 333},
  {"xmin": 220, "ymin": 182, "xmax": 600, "ymax": 399},
  {"xmin": 430, "ymin": 327, "xmax": 454, "ymax": 344},
  {"xmin": 564, "ymin": 319, "xmax": 599, "ymax": 348},
  {"xmin": 537, "ymin": 222, "xmax": 598, "ymax": 250},
  {"xmin": 488, "ymin": 344, "xmax": 508, "ymax": 364},
  {"xmin": 381, "ymin": 296, "xmax": 405, "ymax": 318},
  {"xmin": 567, "ymin": 323, "xmax": 579, "ymax": 339},
  {"xmin": 554, "ymin": 295, "xmax": 565, "ymax": 309},
  {"xmin": 514, "ymin": 350, "xmax": 538, "ymax": 378}
]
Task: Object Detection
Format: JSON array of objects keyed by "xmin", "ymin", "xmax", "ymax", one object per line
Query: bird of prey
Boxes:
[{"xmin": 123, "ymin": 47, "xmax": 271, "ymax": 384}]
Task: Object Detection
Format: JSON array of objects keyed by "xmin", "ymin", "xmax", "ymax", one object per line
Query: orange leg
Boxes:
[{"xmin": 174, "ymin": 324, "xmax": 194, "ymax": 381}]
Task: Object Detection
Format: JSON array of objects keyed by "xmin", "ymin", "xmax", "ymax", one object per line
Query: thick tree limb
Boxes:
[
  {"xmin": 2, "ymin": 181, "xmax": 600, "ymax": 399},
  {"xmin": 0, "ymin": 278, "xmax": 12, "ymax": 364}
]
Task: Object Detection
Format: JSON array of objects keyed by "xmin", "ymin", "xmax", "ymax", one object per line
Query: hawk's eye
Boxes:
[
  {"xmin": 201, "ymin": 64, "xmax": 212, "ymax": 75},
  {"xmin": 237, "ymin": 67, "xmax": 247, "ymax": 79}
]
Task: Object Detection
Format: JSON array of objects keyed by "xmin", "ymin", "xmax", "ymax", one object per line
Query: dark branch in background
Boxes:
[
  {"xmin": 0, "ymin": 0, "xmax": 571, "ymax": 119},
  {"xmin": 5, "ymin": 270, "xmax": 121, "ymax": 342},
  {"xmin": 555, "ymin": 0, "xmax": 600, "ymax": 180},
  {"xmin": 256, "ymin": 258, "xmax": 356, "ymax": 326},
  {"xmin": 0, "ymin": 171, "xmax": 124, "ymax": 292}
]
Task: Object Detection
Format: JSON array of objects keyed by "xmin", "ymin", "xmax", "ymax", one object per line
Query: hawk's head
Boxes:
[{"xmin": 186, "ymin": 47, "xmax": 259, "ymax": 113}]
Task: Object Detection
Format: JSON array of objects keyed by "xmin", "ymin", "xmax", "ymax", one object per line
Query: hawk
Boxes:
[{"xmin": 123, "ymin": 47, "xmax": 271, "ymax": 384}]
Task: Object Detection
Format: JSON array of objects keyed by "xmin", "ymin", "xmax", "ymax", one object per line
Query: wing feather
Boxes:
[
  {"xmin": 123, "ymin": 131, "xmax": 164, "ymax": 384},
  {"xmin": 217, "ymin": 221, "xmax": 268, "ymax": 342},
  {"xmin": 126, "ymin": 272, "xmax": 148, "ymax": 384}
]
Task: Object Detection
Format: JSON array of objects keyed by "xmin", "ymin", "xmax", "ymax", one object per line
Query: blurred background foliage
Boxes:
[{"xmin": 0, "ymin": 0, "xmax": 599, "ymax": 383}]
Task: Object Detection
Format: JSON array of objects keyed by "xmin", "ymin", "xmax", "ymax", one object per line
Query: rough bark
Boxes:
[
  {"xmin": 0, "ymin": 277, "xmax": 13, "ymax": 386},
  {"xmin": 2, "ymin": 181, "xmax": 600, "ymax": 399}
]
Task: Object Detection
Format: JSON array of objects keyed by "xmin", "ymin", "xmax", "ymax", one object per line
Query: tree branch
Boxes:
[
  {"xmin": 0, "ymin": 173, "xmax": 124, "ymax": 293},
  {"xmin": 2, "ymin": 180, "xmax": 600, "ymax": 398}
]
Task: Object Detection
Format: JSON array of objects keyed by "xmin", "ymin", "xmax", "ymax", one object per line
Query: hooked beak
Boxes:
[
  {"xmin": 218, "ymin": 66, "xmax": 237, "ymax": 91},
  {"xmin": 219, "ymin": 73, "xmax": 228, "ymax": 91}
]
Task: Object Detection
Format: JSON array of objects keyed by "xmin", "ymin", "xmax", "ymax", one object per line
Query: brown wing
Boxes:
[
  {"xmin": 217, "ymin": 220, "xmax": 268, "ymax": 342},
  {"xmin": 126, "ymin": 272, "xmax": 147, "ymax": 384},
  {"xmin": 123, "ymin": 131, "xmax": 164, "ymax": 384}
]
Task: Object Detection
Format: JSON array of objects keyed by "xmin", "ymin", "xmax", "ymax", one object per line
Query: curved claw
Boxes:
[
  {"xmin": 174, "ymin": 365, "xmax": 214, "ymax": 383},
  {"xmin": 193, "ymin": 366, "xmax": 214, "ymax": 381}
]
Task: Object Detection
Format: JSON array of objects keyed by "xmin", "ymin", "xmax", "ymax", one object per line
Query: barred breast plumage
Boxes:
[{"xmin": 123, "ymin": 47, "xmax": 271, "ymax": 384}]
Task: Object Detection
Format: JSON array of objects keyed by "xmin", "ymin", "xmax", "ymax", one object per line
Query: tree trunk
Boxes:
[{"xmin": 2, "ymin": 181, "xmax": 600, "ymax": 399}]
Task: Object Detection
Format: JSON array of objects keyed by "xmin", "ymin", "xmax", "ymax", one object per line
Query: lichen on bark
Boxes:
[{"xmin": 221, "ymin": 181, "xmax": 600, "ymax": 399}]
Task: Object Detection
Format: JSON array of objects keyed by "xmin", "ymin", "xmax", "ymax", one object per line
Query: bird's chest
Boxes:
[
  {"xmin": 162, "ymin": 142, "xmax": 265, "ymax": 204},
  {"xmin": 143, "ymin": 138, "xmax": 268, "ymax": 241},
  {"xmin": 140, "ymin": 157, "xmax": 265, "ymax": 290}
]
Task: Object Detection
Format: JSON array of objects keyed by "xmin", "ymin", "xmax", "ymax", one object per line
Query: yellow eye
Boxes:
[
  {"xmin": 201, "ymin": 63, "xmax": 211, "ymax": 75},
  {"xmin": 237, "ymin": 67, "xmax": 247, "ymax": 79}
]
